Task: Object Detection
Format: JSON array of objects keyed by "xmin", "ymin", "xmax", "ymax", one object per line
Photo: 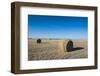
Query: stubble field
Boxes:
[{"xmin": 28, "ymin": 39, "xmax": 88, "ymax": 60}]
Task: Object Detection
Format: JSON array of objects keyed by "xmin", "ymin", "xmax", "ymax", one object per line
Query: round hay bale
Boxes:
[
  {"xmin": 37, "ymin": 39, "xmax": 41, "ymax": 43},
  {"xmin": 66, "ymin": 40, "xmax": 73, "ymax": 52},
  {"xmin": 64, "ymin": 40, "xmax": 73, "ymax": 52}
]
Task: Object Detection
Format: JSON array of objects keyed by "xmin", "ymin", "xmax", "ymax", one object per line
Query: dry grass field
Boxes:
[{"xmin": 28, "ymin": 39, "xmax": 88, "ymax": 60}]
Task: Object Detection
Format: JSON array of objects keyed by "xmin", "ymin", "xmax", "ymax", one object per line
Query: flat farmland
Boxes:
[{"xmin": 28, "ymin": 39, "xmax": 88, "ymax": 60}]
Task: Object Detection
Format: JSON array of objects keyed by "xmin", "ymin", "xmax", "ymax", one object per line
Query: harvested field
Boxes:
[{"xmin": 28, "ymin": 39, "xmax": 88, "ymax": 60}]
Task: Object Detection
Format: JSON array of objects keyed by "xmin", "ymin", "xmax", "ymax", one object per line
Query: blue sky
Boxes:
[{"xmin": 28, "ymin": 15, "xmax": 88, "ymax": 39}]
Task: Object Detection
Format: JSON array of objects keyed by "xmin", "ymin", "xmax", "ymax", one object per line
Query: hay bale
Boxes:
[
  {"xmin": 37, "ymin": 39, "xmax": 41, "ymax": 43},
  {"xmin": 66, "ymin": 40, "xmax": 73, "ymax": 52},
  {"xmin": 63, "ymin": 40, "xmax": 74, "ymax": 52}
]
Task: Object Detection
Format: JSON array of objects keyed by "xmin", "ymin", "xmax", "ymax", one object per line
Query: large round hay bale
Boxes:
[
  {"xmin": 66, "ymin": 40, "xmax": 73, "ymax": 52},
  {"xmin": 62, "ymin": 40, "xmax": 74, "ymax": 52},
  {"xmin": 37, "ymin": 39, "xmax": 41, "ymax": 43}
]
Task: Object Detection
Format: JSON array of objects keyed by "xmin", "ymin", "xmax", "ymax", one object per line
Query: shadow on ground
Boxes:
[
  {"xmin": 71, "ymin": 47, "xmax": 84, "ymax": 51},
  {"xmin": 67, "ymin": 47, "xmax": 84, "ymax": 52}
]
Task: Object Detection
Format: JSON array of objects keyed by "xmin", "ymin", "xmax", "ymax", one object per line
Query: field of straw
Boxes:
[{"xmin": 28, "ymin": 39, "xmax": 88, "ymax": 60}]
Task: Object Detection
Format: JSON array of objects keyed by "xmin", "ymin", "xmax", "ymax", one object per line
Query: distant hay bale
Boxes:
[{"xmin": 37, "ymin": 39, "xmax": 41, "ymax": 43}]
